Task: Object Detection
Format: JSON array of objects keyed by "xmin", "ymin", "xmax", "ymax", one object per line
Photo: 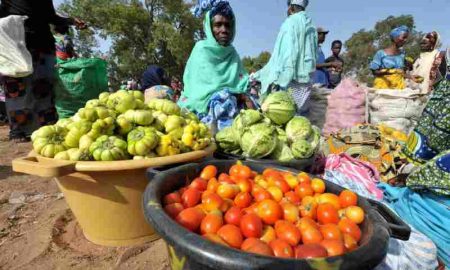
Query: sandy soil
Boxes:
[{"xmin": 0, "ymin": 125, "xmax": 170, "ymax": 270}]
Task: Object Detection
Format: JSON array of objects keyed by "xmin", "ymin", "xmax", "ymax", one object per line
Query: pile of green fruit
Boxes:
[
  {"xmin": 31, "ymin": 90, "xmax": 212, "ymax": 161},
  {"xmin": 215, "ymin": 91, "xmax": 321, "ymax": 162}
]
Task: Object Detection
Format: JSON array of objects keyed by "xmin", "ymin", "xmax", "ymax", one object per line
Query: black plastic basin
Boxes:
[{"xmin": 143, "ymin": 160, "xmax": 410, "ymax": 270}]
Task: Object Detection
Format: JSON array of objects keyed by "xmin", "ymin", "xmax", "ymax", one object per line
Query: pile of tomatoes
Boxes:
[{"xmin": 162, "ymin": 163, "xmax": 366, "ymax": 259}]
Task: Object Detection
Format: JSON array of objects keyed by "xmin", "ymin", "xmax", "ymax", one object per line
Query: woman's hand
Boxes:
[{"xmin": 73, "ymin": 18, "xmax": 87, "ymax": 30}]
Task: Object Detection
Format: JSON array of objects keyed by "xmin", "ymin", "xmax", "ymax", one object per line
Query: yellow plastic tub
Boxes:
[{"xmin": 12, "ymin": 144, "xmax": 215, "ymax": 247}]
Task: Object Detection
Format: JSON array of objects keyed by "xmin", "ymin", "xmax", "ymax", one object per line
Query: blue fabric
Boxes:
[
  {"xmin": 370, "ymin": 50, "xmax": 406, "ymax": 70},
  {"xmin": 379, "ymin": 183, "xmax": 450, "ymax": 267},
  {"xmin": 390, "ymin": 25, "xmax": 410, "ymax": 39},
  {"xmin": 198, "ymin": 89, "xmax": 239, "ymax": 131},
  {"xmin": 313, "ymin": 46, "xmax": 329, "ymax": 86},
  {"xmin": 192, "ymin": 0, "xmax": 232, "ymax": 18},
  {"xmin": 141, "ymin": 65, "xmax": 165, "ymax": 91}
]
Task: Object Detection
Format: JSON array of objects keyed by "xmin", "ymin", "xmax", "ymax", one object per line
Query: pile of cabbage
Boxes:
[
  {"xmin": 215, "ymin": 92, "xmax": 321, "ymax": 162},
  {"xmin": 31, "ymin": 90, "xmax": 211, "ymax": 161}
]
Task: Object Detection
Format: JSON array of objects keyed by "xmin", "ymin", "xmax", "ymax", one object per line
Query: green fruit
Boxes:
[
  {"xmin": 127, "ymin": 126, "xmax": 159, "ymax": 156},
  {"xmin": 116, "ymin": 115, "xmax": 134, "ymax": 135},
  {"xmin": 147, "ymin": 99, "xmax": 180, "ymax": 115},
  {"xmin": 164, "ymin": 115, "xmax": 185, "ymax": 133},
  {"xmin": 32, "ymin": 125, "xmax": 68, "ymax": 158},
  {"xmin": 124, "ymin": 110, "xmax": 154, "ymax": 126},
  {"xmin": 89, "ymin": 135, "xmax": 129, "ymax": 161}
]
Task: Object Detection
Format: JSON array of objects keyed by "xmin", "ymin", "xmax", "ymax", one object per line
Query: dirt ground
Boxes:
[{"xmin": 0, "ymin": 125, "xmax": 170, "ymax": 270}]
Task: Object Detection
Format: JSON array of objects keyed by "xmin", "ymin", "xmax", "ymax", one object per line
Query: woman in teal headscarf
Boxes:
[
  {"xmin": 253, "ymin": 0, "xmax": 317, "ymax": 115},
  {"xmin": 178, "ymin": 1, "xmax": 249, "ymax": 114}
]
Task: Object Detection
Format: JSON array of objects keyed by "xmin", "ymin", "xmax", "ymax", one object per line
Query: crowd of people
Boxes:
[{"xmin": 0, "ymin": 0, "xmax": 449, "ymax": 267}]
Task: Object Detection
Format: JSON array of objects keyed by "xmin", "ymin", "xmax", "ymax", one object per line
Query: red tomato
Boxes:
[
  {"xmin": 284, "ymin": 191, "xmax": 301, "ymax": 205},
  {"xmin": 297, "ymin": 173, "xmax": 311, "ymax": 185},
  {"xmin": 163, "ymin": 192, "xmax": 181, "ymax": 205},
  {"xmin": 243, "ymin": 203, "xmax": 259, "ymax": 215},
  {"xmin": 241, "ymin": 238, "xmax": 274, "ymax": 256},
  {"xmin": 202, "ymin": 193, "xmax": 224, "ymax": 212},
  {"xmin": 190, "ymin": 178, "xmax": 208, "ymax": 191},
  {"xmin": 300, "ymin": 196, "xmax": 318, "ymax": 220},
  {"xmin": 269, "ymin": 239, "xmax": 294, "ymax": 258},
  {"xmin": 343, "ymin": 233, "xmax": 358, "ymax": 252},
  {"xmin": 203, "ymin": 233, "xmax": 229, "ymax": 247},
  {"xmin": 317, "ymin": 193, "xmax": 341, "ymax": 210},
  {"xmin": 200, "ymin": 165, "xmax": 218, "ymax": 180},
  {"xmin": 301, "ymin": 226, "xmax": 324, "ymax": 244},
  {"xmin": 224, "ymin": 206, "xmax": 243, "ymax": 226},
  {"xmin": 275, "ymin": 220, "xmax": 302, "ymax": 246},
  {"xmin": 240, "ymin": 213, "xmax": 263, "ymax": 238},
  {"xmin": 317, "ymin": 203, "xmax": 340, "ymax": 225},
  {"xmin": 176, "ymin": 207, "xmax": 205, "ymax": 232},
  {"xmin": 217, "ymin": 184, "xmax": 239, "ymax": 199},
  {"xmin": 311, "ymin": 178, "xmax": 326, "ymax": 194},
  {"xmin": 164, "ymin": 203, "xmax": 184, "ymax": 219},
  {"xmin": 320, "ymin": 239, "xmax": 345, "ymax": 256},
  {"xmin": 181, "ymin": 188, "xmax": 201, "ymax": 208},
  {"xmin": 338, "ymin": 218, "xmax": 362, "ymax": 242},
  {"xmin": 236, "ymin": 165, "xmax": 252, "ymax": 180},
  {"xmin": 295, "ymin": 244, "xmax": 328, "ymax": 259},
  {"xmin": 236, "ymin": 179, "xmax": 252, "ymax": 193},
  {"xmin": 273, "ymin": 178, "xmax": 291, "ymax": 193},
  {"xmin": 179, "ymin": 187, "xmax": 188, "ymax": 196},
  {"xmin": 319, "ymin": 224, "xmax": 343, "ymax": 241},
  {"xmin": 339, "ymin": 190, "xmax": 358, "ymax": 208},
  {"xmin": 217, "ymin": 224, "xmax": 243, "ymax": 248},
  {"xmin": 260, "ymin": 225, "xmax": 276, "ymax": 244},
  {"xmin": 218, "ymin": 173, "xmax": 234, "ymax": 184},
  {"xmin": 281, "ymin": 202, "xmax": 300, "ymax": 223},
  {"xmin": 206, "ymin": 177, "xmax": 220, "ymax": 192},
  {"xmin": 295, "ymin": 183, "xmax": 314, "ymax": 199},
  {"xmin": 345, "ymin": 206, "xmax": 365, "ymax": 224},
  {"xmin": 219, "ymin": 198, "xmax": 234, "ymax": 212},
  {"xmin": 257, "ymin": 199, "xmax": 283, "ymax": 225},
  {"xmin": 234, "ymin": 192, "xmax": 252, "ymax": 208},
  {"xmin": 262, "ymin": 168, "xmax": 282, "ymax": 179},
  {"xmin": 200, "ymin": 212, "xmax": 224, "ymax": 234},
  {"xmin": 297, "ymin": 217, "xmax": 319, "ymax": 233},
  {"xmin": 229, "ymin": 165, "xmax": 242, "ymax": 178},
  {"xmin": 253, "ymin": 189, "xmax": 273, "ymax": 202}
]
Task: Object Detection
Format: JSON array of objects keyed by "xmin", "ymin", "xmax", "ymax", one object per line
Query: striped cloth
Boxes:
[{"xmin": 288, "ymin": 80, "xmax": 312, "ymax": 116}]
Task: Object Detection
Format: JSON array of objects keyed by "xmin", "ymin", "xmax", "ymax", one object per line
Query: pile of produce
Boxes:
[
  {"xmin": 31, "ymin": 90, "xmax": 212, "ymax": 161},
  {"xmin": 215, "ymin": 92, "xmax": 320, "ymax": 162},
  {"xmin": 162, "ymin": 163, "xmax": 366, "ymax": 259}
]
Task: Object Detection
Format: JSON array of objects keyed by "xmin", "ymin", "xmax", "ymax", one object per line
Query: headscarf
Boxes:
[
  {"xmin": 193, "ymin": 0, "xmax": 233, "ymax": 18},
  {"xmin": 390, "ymin": 25, "xmax": 410, "ymax": 40},
  {"xmin": 141, "ymin": 65, "xmax": 166, "ymax": 91},
  {"xmin": 423, "ymin": 31, "xmax": 439, "ymax": 51},
  {"xmin": 409, "ymin": 31, "xmax": 441, "ymax": 93},
  {"xmin": 253, "ymin": 11, "xmax": 318, "ymax": 95},
  {"xmin": 178, "ymin": 8, "xmax": 248, "ymax": 114},
  {"xmin": 288, "ymin": 0, "xmax": 309, "ymax": 8}
]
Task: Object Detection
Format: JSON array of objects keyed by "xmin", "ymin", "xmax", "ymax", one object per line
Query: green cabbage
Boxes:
[
  {"xmin": 215, "ymin": 127, "xmax": 240, "ymax": 153},
  {"xmin": 232, "ymin": 110, "xmax": 262, "ymax": 134},
  {"xmin": 308, "ymin": 126, "xmax": 321, "ymax": 152},
  {"xmin": 240, "ymin": 123, "xmax": 277, "ymax": 159},
  {"xmin": 286, "ymin": 116, "xmax": 312, "ymax": 142},
  {"xmin": 270, "ymin": 140, "xmax": 295, "ymax": 162},
  {"xmin": 261, "ymin": 91, "xmax": 296, "ymax": 125},
  {"xmin": 276, "ymin": 127, "xmax": 288, "ymax": 143},
  {"xmin": 291, "ymin": 139, "xmax": 314, "ymax": 159}
]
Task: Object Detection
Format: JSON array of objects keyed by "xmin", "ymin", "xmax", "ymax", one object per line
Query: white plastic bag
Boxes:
[
  {"xmin": 0, "ymin": 15, "xmax": 33, "ymax": 78},
  {"xmin": 368, "ymin": 88, "xmax": 428, "ymax": 134}
]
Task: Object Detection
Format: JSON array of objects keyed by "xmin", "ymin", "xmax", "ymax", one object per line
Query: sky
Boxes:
[{"xmin": 55, "ymin": 0, "xmax": 450, "ymax": 58}]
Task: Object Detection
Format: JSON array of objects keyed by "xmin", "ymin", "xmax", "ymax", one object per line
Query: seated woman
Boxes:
[
  {"xmin": 407, "ymin": 31, "xmax": 445, "ymax": 93},
  {"xmin": 140, "ymin": 65, "xmax": 175, "ymax": 102},
  {"xmin": 370, "ymin": 26, "xmax": 421, "ymax": 90},
  {"xmin": 178, "ymin": 0, "xmax": 249, "ymax": 115}
]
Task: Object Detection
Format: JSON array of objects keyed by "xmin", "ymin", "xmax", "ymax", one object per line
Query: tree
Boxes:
[
  {"xmin": 59, "ymin": 0, "xmax": 201, "ymax": 88},
  {"xmin": 242, "ymin": 51, "xmax": 271, "ymax": 73},
  {"xmin": 343, "ymin": 15, "xmax": 424, "ymax": 84}
]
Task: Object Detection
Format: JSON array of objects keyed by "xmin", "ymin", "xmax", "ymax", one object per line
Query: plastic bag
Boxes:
[
  {"xmin": 0, "ymin": 15, "xmax": 33, "ymax": 77},
  {"xmin": 54, "ymin": 58, "xmax": 108, "ymax": 119}
]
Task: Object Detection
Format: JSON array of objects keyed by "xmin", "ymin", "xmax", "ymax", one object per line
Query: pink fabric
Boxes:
[
  {"xmin": 323, "ymin": 78, "xmax": 367, "ymax": 135},
  {"xmin": 325, "ymin": 153, "xmax": 384, "ymax": 200}
]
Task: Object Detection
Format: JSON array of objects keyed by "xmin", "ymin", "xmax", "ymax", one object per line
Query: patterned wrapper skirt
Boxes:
[{"xmin": 1, "ymin": 50, "xmax": 58, "ymax": 139}]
